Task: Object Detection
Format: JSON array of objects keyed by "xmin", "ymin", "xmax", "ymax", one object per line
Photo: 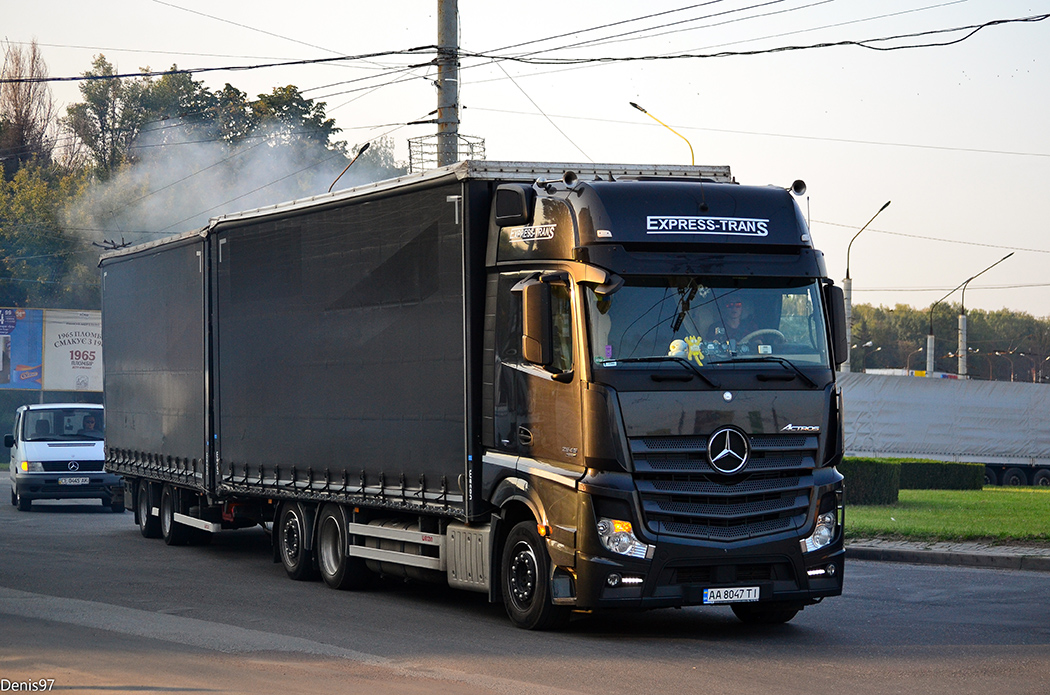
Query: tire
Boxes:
[
  {"xmin": 10, "ymin": 487, "xmax": 16, "ymax": 507},
  {"xmin": 316, "ymin": 504, "xmax": 371, "ymax": 590},
  {"xmin": 278, "ymin": 503, "xmax": 318, "ymax": 581},
  {"xmin": 104, "ymin": 496, "xmax": 125, "ymax": 513},
  {"xmin": 1034, "ymin": 470, "xmax": 1050, "ymax": 487},
  {"xmin": 160, "ymin": 484, "xmax": 190, "ymax": 546},
  {"xmin": 501, "ymin": 521, "xmax": 570, "ymax": 630},
  {"xmin": 137, "ymin": 480, "xmax": 162, "ymax": 538},
  {"xmin": 1003, "ymin": 468, "xmax": 1028, "ymax": 487},
  {"xmin": 732, "ymin": 602, "xmax": 802, "ymax": 625},
  {"xmin": 984, "ymin": 467, "xmax": 998, "ymax": 486},
  {"xmin": 15, "ymin": 491, "xmax": 31, "ymax": 512}
]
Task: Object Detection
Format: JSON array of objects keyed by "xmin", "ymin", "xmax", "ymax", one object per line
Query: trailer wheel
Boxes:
[
  {"xmin": 160, "ymin": 485, "xmax": 190, "ymax": 546},
  {"xmin": 316, "ymin": 504, "xmax": 371, "ymax": 590},
  {"xmin": 731, "ymin": 602, "xmax": 801, "ymax": 625},
  {"xmin": 1034, "ymin": 470, "xmax": 1050, "ymax": 487},
  {"xmin": 501, "ymin": 521, "xmax": 569, "ymax": 631},
  {"xmin": 1003, "ymin": 468, "xmax": 1028, "ymax": 487},
  {"xmin": 983, "ymin": 468, "xmax": 998, "ymax": 486},
  {"xmin": 278, "ymin": 503, "xmax": 318, "ymax": 581},
  {"xmin": 137, "ymin": 480, "xmax": 161, "ymax": 538}
]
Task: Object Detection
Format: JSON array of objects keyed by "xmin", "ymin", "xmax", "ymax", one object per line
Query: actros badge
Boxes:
[{"xmin": 707, "ymin": 427, "xmax": 750, "ymax": 474}]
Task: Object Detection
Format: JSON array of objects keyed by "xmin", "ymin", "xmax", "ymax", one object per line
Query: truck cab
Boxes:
[{"xmin": 481, "ymin": 172, "xmax": 846, "ymax": 625}]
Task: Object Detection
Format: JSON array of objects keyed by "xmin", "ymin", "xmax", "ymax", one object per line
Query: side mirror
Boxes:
[
  {"xmin": 494, "ymin": 184, "xmax": 534, "ymax": 227},
  {"xmin": 4, "ymin": 433, "xmax": 14, "ymax": 448},
  {"xmin": 824, "ymin": 284, "xmax": 848, "ymax": 366},
  {"xmin": 522, "ymin": 281, "xmax": 552, "ymax": 366}
]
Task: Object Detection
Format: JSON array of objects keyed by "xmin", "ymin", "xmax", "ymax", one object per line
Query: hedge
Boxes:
[
  {"xmin": 897, "ymin": 458, "xmax": 985, "ymax": 490},
  {"xmin": 839, "ymin": 458, "xmax": 900, "ymax": 505}
]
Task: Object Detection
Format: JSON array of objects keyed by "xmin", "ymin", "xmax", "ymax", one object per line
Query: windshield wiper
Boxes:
[
  {"xmin": 602, "ymin": 356, "xmax": 720, "ymax": 388},
  {"xmin": 715, "ymin": 355, "xmax": 818, "ymax": 388}
]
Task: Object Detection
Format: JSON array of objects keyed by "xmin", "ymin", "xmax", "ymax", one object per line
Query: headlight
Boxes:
[
  {"xmin": 801, "ymin": 511, "xmax": 837, "ymax": 553},
  {"xmin": 20, "ymin": 461, "xmax": 44, "ymax": 472},
  {"xmin": 596, "ymin": 518, "xmax": 651, "ymax": 559}
]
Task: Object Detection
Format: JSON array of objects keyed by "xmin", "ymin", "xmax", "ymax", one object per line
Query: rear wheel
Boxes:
[
  {"xmin": 103, "ymin": 495, "xmax": 124, "ymax": 513},
  {"xmin": 316, "ymin": 504, "xmax": 371, "ymax": 590},
  {"xmin": 160, "ymin": 484, "xmax": 189, "ymax": 546},
  {"xmin": 983, "ymin": 467, "xmax": 998, "ymax": 486},
  {"xmin": 501, "ymin": 521, "xmax": 569, "ymax": 631},
  {"xmin": 137, "ymin": 480, "xmax": 161, "ymax": 538},
  {"xmin": 1003, "ymin": 468, "xmax": 1028, "ymax": 487},
  {"xmin": 278, "ymin": 503, "xmax": 318, "ymax": 581},
  {"xmin": 1034, "ymin": 469, "xmax": 1050, "ymax": 487},
  {"xmin": 731, "ymin": 602, "xmax": 801, "ymax": 625}
]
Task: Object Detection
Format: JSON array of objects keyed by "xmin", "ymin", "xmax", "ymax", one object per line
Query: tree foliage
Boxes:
[{"xmin": 850, "ymin": 303, "xmax": 1050, "ymax": 382}]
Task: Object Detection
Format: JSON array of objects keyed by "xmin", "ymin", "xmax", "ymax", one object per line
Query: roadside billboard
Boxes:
[{"xmin": 0, "ymin": 308, "xmax": 102, "ymax": 392}]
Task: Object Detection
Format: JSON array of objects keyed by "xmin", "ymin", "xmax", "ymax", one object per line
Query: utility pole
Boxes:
[{"xmin": 436, "ymin": 0, "xmax": 459, "ymax": 167}]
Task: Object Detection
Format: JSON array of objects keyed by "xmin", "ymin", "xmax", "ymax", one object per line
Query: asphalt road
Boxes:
[{"xmin": 1, "ymin": 499, "xmax": 1048, "ymax": 695}]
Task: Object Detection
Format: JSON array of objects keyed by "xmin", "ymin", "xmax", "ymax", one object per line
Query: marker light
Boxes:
[{"xmin": 596, "ymin": 518, "xmax": 651, "ymax": 559}]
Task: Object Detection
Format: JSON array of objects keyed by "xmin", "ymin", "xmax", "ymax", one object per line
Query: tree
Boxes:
[
  {"xmin": 0, "ymin": 40, "xmax": 58, "ymax": 179},
  {"xmin": 61, "ymin": 55, "xmax": 151, "ymax": 180}
]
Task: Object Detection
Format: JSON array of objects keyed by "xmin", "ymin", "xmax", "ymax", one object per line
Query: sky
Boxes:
[{"xmin": 6, "ymin": 0, "xmax": 1050, "ymax": 317}]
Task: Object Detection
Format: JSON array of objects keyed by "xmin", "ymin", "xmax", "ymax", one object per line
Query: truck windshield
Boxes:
[
  {"xmin": 23, "ymin": 409, "xmax": 105, "ymax": 442},
  {"xmin": 586, "ymin": 277, "xmax": 831, "ymax": 369}
]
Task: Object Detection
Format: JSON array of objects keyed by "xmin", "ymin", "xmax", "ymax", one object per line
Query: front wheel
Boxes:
[
  {"xmin": 15, "ymin": 491, "xmax": 31, "ymax": 512},
  {"xmin": 731, "ymin": 602, "xmax": 801, "ymax": 625},
  {"xmin": 501, "ymin": 521, "xmax": 569, "ymax": 631}
]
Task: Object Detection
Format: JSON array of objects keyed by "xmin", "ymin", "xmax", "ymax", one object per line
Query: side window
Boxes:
[{"xmin": 550, "ymin": 283, "xmax": 573, "ymax": 373}]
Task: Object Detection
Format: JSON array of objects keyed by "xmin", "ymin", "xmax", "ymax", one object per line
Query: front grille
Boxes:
[
  {"xmin": 631, "ymin": 433, "xmax": 817, "ymax": 542},
  {"xmin": 41, "ymin": 461, "xmax": 105, "ymax": 472}
]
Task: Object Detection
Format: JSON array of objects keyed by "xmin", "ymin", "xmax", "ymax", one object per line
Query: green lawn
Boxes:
[{"xmin": 847, "ymin": 487, "xmax": 1050, "ymax": 543}]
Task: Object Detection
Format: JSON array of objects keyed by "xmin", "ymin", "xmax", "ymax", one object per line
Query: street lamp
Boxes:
[
  {"xmin": 928, "ymin": 253, "xmax": 1013, "ymax": 377},
  {"xmin": 907, "ymin": 346, "xmax": 925, "ymax": 374},
  {"xmin": 958, "ymin": 253, "xmax": 1013, "ymax": 377},
  {"xmin": 841, "ymin": 200, "xmax": 891, "ymax": 373}
]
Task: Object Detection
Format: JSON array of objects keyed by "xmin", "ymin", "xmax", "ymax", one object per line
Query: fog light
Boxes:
[
  {"xmin": 596, "ymin": 518, "xmax": 651, "ymax": 559},
  {"xmin": 826, "ymin": 563, "xmax": 836, "ymax": 577},
  {"xmin": 607, "ymin": 573, "xmax": 622, "ymax": 587}
]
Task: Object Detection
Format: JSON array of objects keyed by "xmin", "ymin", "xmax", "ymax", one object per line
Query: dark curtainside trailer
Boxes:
[{"xmin": 102, "ymin": 161, "xmax": 848, "ymax": 629}]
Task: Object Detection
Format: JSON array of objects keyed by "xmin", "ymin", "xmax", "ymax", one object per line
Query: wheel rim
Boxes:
[
  {"xmin": 508, "ymin": 540, "xmax": 539, "ymax": 610},
  {"xmin": 161, "ymin": 491, "xmax": 172, "ymax": 535},
  {"xmin": 282, "ymin": 513, "xmax": 303, "ymax": 568},
  {"xmin": 318, "ymin": 516, "xmax": 342, "ymax": 577},
  {"xmin": 138, "ymin": 484, "xmax": 149, "ymax": 527}
]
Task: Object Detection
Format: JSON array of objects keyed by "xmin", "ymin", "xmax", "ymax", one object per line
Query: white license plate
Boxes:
[
  {"xmin": 58, "ymin": 477, "xmax": 90, "ymax": 486},
  {"xmin": 703, "ymin": 586, "xmax": 760, "ymax": 604}
]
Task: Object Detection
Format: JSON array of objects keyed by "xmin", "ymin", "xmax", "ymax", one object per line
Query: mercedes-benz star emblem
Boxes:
[
  {"xmin": 68, "ymin": 461, "xmax": 80, "ymax": 471},
  {"xmin": 707, "ymin": 428, "xmax": 750, "ymax": 474}
]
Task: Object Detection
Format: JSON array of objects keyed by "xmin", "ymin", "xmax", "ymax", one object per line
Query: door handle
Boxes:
[{"xmin": 518, "ymin": 426, "xmax": 533, "ymax": 447}]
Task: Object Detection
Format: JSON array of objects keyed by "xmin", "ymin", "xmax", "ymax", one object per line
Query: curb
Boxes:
[{"xmin": 846, "ymin": 545, "xmax": 1050, "ymax": 572}]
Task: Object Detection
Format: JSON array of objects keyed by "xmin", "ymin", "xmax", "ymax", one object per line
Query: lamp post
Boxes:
[
  {"xmin": 1015, "ymin": 352, "xmax": 1036, "ymax": 382},
  {"xmin": 958, "ymin": 253, "xmax": 1013, "ymax": 377},
  {"xmin": 928, "ymin": 253, "xmax": 1013, "ymax": 377},
  {"xmin": 842, "ymin": 200, "xmax": 891, "ymax": 373},
  {"xmin": 907, "ymin": 346, "xmax": 924, "ymax": 374}
]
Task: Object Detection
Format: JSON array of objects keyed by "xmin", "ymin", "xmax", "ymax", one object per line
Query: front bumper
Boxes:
[
  {"xmin": 11, "ymin": 470, "xmax": 123, "ymax": 502},
  {"xmin": 570, "ymin": 532, "xmax": 843, "ymax": 609}
]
